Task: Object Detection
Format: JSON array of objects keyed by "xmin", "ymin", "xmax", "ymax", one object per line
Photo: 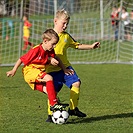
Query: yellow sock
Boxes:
[
  {"xmin": 70, "ymin": 86, "xmax": 80, "ymax": 110},
  {"xmin": 47, "ymin": 100, "xmax": 53, "ymax": 115}
]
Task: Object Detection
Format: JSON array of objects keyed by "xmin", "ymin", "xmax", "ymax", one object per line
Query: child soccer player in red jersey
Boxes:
[
  {"xmin": 46, "ymin": 9, "xmax": 100, "ymax": 122},
  {"xmin": 22, "ymin": 15, "xmax": 33, "ymax": 50},
  {"xmin": 6, "ymin": 29, "xmax": 71, "ymax": 112}
]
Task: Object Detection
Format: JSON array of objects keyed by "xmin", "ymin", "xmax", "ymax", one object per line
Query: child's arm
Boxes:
[
  {"xmin": 56, "ymin": 56, "xmax": 74, "ymax": 75},
  {"xmin": 50, "ymin": 56, "xmax": 74, "ymax": 75},
  {"xmin": 78, "ymin": 42, "xmax": 100, "ymax": 50},
  {"xmin": 6, "ymin": 59, "xmax": 22, "ymax": 77},
  {"xmin": 50, "ymin": 57, "xmax": 59, "ymax": 66}
]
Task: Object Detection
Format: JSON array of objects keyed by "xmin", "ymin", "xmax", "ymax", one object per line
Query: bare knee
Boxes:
[
  {"xmin": 44, "ymin": 74, "xmax": 53, "ymax": 82},
  {"xmin": 72, "ymin": 81, "xmax": 81, "ymax": 88},
  {"xmin": 37, "ymin": 74, "xmax": 53, "ymax": 82}
]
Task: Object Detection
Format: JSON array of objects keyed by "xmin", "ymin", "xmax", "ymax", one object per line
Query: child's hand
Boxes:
[
  {"xmin": 64, "ymin": 69, "xmax": 74, "ymax": 75},
  {"xmin": 51, "ymin": 58, "xmax": 59, "ymax": 66},
  {"xmin": 6, "ymin": 70, "xmax": 16, "ymax": 77},
  {"xmin": 91, "ymin": 42, "xmax": 100, "ymax": 49}
]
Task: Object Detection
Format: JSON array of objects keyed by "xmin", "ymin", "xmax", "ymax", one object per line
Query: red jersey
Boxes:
[
  {"xmin": 24, "ymin": 20, "xmax": 32, "ymax": 28},
  {"xmin": 20, "ymin": 44, "xmax": 55, "ymax": 67},
  {"xmin": 111, "ymin": 11, "xmax": 118, "ymax": 25}
]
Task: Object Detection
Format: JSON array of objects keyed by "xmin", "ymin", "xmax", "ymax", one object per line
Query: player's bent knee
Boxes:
[
  {"xmin": 43, "ymin": 74, "xmax": 53, "ymax": 82},
  {"xmin": 72, "ymin": 81, "xmax": 81, "ymax": 88}
]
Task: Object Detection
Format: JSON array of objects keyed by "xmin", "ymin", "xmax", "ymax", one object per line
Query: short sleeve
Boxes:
[
  {"xmin": 24, "ymin": 21, "xmax": 32, "ymax": 28},
  {"xmin": 20, "ymin": 48, "xmax": 38, "ymax": 65},
  {"xmin": 67, "ymin": 33, "xmax": 80, "ymax": 49}
]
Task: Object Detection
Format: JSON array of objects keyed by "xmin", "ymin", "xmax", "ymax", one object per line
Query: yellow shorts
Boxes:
[
  {"xmin": 22, "ymin": 65, "xmax": 46, "ymax": 90},
  {"xmin": 23, "ymin": 29, "xmax": 30, "ymax": 38}
]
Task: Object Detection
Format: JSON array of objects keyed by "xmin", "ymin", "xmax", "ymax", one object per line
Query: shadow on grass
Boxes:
[{"xmin": 68, "ymin": 112, "xmax": 133, "ymax": 124}]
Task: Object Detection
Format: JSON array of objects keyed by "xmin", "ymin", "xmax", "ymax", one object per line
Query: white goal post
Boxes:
[{"xmin": 0, "ymin": 0, "xmax": 133, "ymax": 66}]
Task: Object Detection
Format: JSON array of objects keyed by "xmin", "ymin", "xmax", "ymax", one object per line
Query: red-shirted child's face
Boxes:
[
  {"xmin": 43, "ymin": 37, "xmax": 57, "ymax": 51},
  {"xmin": 54, "ymin": 17, "xmax": 69, "ymax": 33}
]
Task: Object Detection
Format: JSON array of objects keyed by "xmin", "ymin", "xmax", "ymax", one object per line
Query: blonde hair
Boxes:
[
  {"xmin": 55, "ymin": 9, "xmax": 70, "ymax": 20},
  {"xmin": 42, "ymin": 29, "xmax": 59, "ymax": 41}
]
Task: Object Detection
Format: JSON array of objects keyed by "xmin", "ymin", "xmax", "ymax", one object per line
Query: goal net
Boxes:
[{"xmin": 0, "ymin": 0, "xmax": 133, "ymax": 66}]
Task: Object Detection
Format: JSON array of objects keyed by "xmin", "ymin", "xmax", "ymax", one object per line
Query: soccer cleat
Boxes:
[
  {"xmin": 68, "ymin": 107, "xmax": 87, "ymax": 117},
  {"xmin": 50, "ymin": 103, "xmax": 69, "ymax": 111},
  {"xmin": 45, "ymin": 115, "xmax": 53, "ymax": 123}
]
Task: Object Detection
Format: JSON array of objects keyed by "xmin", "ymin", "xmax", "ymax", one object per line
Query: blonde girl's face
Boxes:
[
  {"xmin": 43, "ymin": 37, "xmax": 57, "ymax": 51},
  {"xmin": 54, "ymin": 17, "xmax": 69, "ymax": 33}
]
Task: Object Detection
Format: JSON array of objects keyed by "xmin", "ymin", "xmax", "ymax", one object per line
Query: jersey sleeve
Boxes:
[
  {"xmin": 67, "ymin": 33, "xmax": 80, "ymax": 49},
  {"xmin": 27, "ymin": 21, "xmax": 32, "ymax": 28},
  {"xmin": 24, "ymin": 21, "xmax": 32, "ymax": 28},
  {"xmin": 20, "ymin": 48, "xmax": 38, "ymax": 65}
]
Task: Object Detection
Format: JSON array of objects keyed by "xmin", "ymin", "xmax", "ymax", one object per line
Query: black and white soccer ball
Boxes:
[{"xmin": 52, "ymin": 110, "xmax": 69, "ymax": 124}]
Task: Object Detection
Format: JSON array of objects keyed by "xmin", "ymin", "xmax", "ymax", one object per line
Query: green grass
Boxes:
[{"xmin": 0, "ymin": 64, "xmax": 133, "ymax": 133}]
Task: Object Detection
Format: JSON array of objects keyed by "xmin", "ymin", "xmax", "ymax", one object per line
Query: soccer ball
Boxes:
[{"xmin": 52, "ymin": 110, "xmax": 69, "ymax": 124}]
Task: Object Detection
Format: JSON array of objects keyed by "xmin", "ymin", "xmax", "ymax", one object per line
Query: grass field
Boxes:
[{"xmin": 0, "ymin": 64, "xmax": 133, "ymax": 133}]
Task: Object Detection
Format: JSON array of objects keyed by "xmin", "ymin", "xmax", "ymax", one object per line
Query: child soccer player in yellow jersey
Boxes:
[
  {"xmin": 6, "ymin": 29, "xmax": 71, "ymax": 112},
  {"xmin": 46, "ymin": 9, "xmax": 100, "ymax": 122}
]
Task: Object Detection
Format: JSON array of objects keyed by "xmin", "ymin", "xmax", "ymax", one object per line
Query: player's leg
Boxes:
[
  {"xmin": 69, "ymin": 82, "xmax": 86, "ymax": 117},
  {"xmin": 46, "ymin": 99, "xmax": 53, "ymax": 122},
  {"xmin": 37, "ymin": 74, "xmax": 68, "ymax": 111},
  {"xmin": 37, "ymin": 74, "xmax": 57, "ymax": 107},
  {"xmin": 65, "ymin": 66, "xmax": 86, "ymax": 117},
  {"xmin": 23, "ymin": 66, "xmax": 64, "ymax": 110},
  {"xmin": 46, "ymin": 93, "xmax": 69, "ymax": 122},
  {"xmin": 69, "ymin": 81, "xmax": 80, "ymax": 110},
  {"xmin": 46, "ymin": 71, "xmax": 65, "ymax": 122},
  {"xmin": 22, "ymin": 36, "xmax": 33, "ymax": 50},
  {"xmin": 28, "ymin": 41, "xmax": 34, "ymax": 49},
  {"xmin": 22, "ymin": 37, "xmax": 29, "ymax": 50},
  {"xmin": 115, "ymin": 26, "xmax": 118, "ymax": 41},
  {"xmin": 26, "ymin": 37, "xmax": 33, "ymax": 48},
  {"xmin": 45, "ymin": 83, "xmax": 64, "ymax": 122}
]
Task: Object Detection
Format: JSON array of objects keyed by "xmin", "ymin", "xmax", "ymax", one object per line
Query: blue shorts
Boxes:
[{"xmin": 49, "ymin": 66, "xmax": 81, "ymax": 92}]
